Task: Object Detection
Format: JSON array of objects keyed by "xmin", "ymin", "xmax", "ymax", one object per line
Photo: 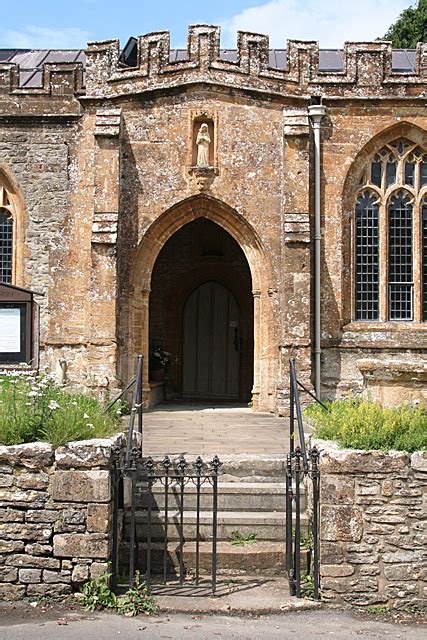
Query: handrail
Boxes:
[
  {"xmin": 289, "ymin": 358, "xmax": 309, "ymax": 472},
  {"xmin": 104, "ymin": 377, "xmax": 136, "ymax": 413},
  {"xmin": 125, "ymin": 354, "xmax": 143, "ymax": 468},
  {"xmin": 296, "ymin": 379, "xmax": 330, "ymax": 412}
]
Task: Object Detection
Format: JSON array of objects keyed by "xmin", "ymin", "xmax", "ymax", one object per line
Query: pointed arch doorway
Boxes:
[{"xmin": 149, "ymin": 217, "xmax": 253, "ymax": 403}]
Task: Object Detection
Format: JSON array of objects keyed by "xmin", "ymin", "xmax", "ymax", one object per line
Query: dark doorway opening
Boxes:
[{"xmin": 149, "ymin": 218, "xmax": 253, "ymax": 402}]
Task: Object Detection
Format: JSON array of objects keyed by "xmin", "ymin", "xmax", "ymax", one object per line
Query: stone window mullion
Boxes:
[{"xmin": 379, "ymin": 201, "xmax": 388, "ymax": 321}]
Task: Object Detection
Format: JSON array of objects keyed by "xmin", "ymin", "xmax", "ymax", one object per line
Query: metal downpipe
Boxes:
[{"xmin": 308, "ymin": 103, "xmax": 326, "ymax": 399}]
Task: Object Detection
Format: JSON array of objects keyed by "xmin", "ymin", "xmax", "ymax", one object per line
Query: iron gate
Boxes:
[{"xmin": 111, "ymin": 446, "xmax": 222, "ymax": 593}]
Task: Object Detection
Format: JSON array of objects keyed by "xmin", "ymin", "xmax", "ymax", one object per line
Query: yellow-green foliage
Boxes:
[
  {"xmin": 0, "ymin": 371, "xmax": 122, "ymax": 448},
  {"xmin": 305, "ymin": 397, "xmax": 427, "ymax": 453}
]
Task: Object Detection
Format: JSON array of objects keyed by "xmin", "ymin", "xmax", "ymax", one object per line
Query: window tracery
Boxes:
[
  {"xmin": 0, "ymin": 186, "xmax": 14, "ymax": 283},
  {"xmin": 355, "ymin": 138, "xmax": 427, "ymax": 322}
]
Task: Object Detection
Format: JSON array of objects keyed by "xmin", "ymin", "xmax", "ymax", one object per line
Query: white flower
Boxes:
[
  {"xmin": 27, "ymin": 390, "xmax": 38, "ymax": 397},
  {"xmin": 48, "ymin": 400, "xmax": 59, "ymax": 410},
  {"xmin": 86, "ymin": 423, "xmax": 94, "ymax": 429},
  {"xmin": 116, "ymin": 409, "xmax": 122, "ymax": 415},
  {"xmin": 83, "ymin": 413, "xmax": 89, "ymax": 419},
  {"xmin": 71, "ymin": 401, "xmax": 78, "ymax": 406}
]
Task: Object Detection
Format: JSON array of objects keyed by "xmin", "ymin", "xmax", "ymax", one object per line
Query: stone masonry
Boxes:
[
  {"xmin": 0, "ymin": 437, "xmax": 120, "ymax": 601},
  {"xmin": 0, "ymin": 27, "xmax": 426, "ymax": 412},
  {"xmin": 317, "ymin": 440, "xmax": 427, "ymax": 609}
]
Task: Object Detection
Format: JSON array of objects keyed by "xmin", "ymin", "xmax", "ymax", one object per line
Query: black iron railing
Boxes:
[
  {"xmin": 286, "ymin": 358, "xmax": 321, "ymax": 600},
  {"xmin": 112, "ymin": 447, "xmax": 222, "ymax": 594}
]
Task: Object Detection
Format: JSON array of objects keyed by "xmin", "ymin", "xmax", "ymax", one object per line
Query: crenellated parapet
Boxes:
[
  {"xmin": 83, "ymin": 25, "xmax": 427, "ymax": 101},
  {"xmin": 0, "ymin": 61, "xmax": 84, "ymax": 116}
]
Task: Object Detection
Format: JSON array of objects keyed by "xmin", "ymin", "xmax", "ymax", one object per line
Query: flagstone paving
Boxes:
[{"xmin": 140, "ymin": 403, "xmax": 311, "ymax": 457}]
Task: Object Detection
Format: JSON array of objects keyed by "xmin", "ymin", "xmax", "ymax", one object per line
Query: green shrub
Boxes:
[
  {"xmin": 81, "ymin": 573, "xmax": 117, "ymax": 611},
  {"xmin": 305, "ymin": 397, "xmax": 427, "ymax": 453},
  {"xmin": 81, "ymin": 572, "xmax": 157, "ymax": 617},
  {"xmin": 0, "ymin": 371, "xmax": 122, "ymax": 447},
  {"xmin": 116, "ymin": 572, "xmax": 158, "ymax": 617}
]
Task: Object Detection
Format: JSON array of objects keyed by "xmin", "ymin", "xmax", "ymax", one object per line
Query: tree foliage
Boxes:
[{"xmin": 382, "ymin": 0, "xmax": 427, "ymax": 47}]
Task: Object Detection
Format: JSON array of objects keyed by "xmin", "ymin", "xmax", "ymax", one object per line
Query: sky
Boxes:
[{"xmin": 0, "ymin": 0, "xmax": 413, "ymax": 50}]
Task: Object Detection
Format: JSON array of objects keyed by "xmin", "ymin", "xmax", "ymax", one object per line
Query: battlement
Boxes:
[
  {"xmin": 85, "ymin": 25, "xmax": 427, "ymax": 100},
  {"xmin": 0, "ymin": 57, "xmax": 84, "ymax": 117},
  {"xmin": 0, "ymin": 25, "xmax": 426, "ymax": 110}
]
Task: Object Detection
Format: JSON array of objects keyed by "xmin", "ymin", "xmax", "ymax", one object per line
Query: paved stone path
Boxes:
[{"xmin": 140, "ymin": 403, "xmax": 310, "ymax": 457}]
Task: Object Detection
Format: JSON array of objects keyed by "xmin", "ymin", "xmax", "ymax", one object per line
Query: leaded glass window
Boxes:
[
  {"xmin": 388, "ymin": 192, "xmax": 413, "ymax": 321},
  {"xmin": 423, "ymin": 201, "xmax": 427, "ymax": 322},
  {"xmin": 0, "ymin": 209, "xmax": 13, "ymax": 283},
  {"xmin": 355, "ymin": 192, "xmax": 380, "ymax": 320},
  {"xmin": 0, "ymin": 186, "xmax": 13, "ymax": 283},
  {"xmin": 355, "ymin": 137, "xmax": 427, "ymax": 323}
]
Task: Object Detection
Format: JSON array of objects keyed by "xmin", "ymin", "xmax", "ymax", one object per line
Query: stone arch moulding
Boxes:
[
  {"xmin": 0, "ymin": 162, "xmax": 28, "ymax": 288},
  {"xmin": 127, "ymin": 194, "xmax": 275, "ymax": 412},
  {"xmin": 340, "ymin": 121, "xmax": 427, "ymax": 324}
]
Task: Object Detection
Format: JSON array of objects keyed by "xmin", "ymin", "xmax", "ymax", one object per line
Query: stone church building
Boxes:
[{"xmin": 0, "ymin": 25, "xmax": 426, "ymax": 413}]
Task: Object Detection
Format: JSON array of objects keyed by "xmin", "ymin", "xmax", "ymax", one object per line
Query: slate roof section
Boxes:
[{"xmin": 0, "ymin": 47, "xmax": 418, "ymax": 88}]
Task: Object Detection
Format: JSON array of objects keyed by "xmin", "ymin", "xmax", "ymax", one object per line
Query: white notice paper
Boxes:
[{"xmin": 0, "ymin": 308, "xmax": 21, "ymax": 353}]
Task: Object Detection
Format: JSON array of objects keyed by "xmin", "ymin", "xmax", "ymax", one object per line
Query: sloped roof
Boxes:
[{"xmin": 0, "ymin": 48, "xmax": 417, "ymax": 88}]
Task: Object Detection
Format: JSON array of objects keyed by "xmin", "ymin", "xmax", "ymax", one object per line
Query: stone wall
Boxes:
[
  {"xmin": 0, "ymin": 436, "xmax": 120, "ymax": 601},
  {"xmin": 318, "ymin": 441, "xmax": 427, "ymax": 609}
]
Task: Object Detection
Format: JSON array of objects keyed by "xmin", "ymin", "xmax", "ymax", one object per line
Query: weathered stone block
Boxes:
[
  {"xmin": 50, "ymin": 470, "xmax": 111, "ymax": 503},
  {"xmin": 0, "ymin": 508, "xmax": 24, "ymax": 522},
  {"xmin": 90, "ymin": 561, "xmax": 110, "ymax": 580},
  {"xmin": 0, "ymin": 443, "xmax": 54, "ymax": 468},
  {"xmin": 383, "ymin": 550, "xmax": 424, "ymax": 564},
  {"xmin": 5, "ymin": 554, "xmax": 60, "ymax": 569},
  {"xmin": 321, "ymin": 505, "xmax": 363, "ymax": 541},
  {"xmin": 318, "ymin": 442, "xmax": 409, "ymax": 474},
  {"xmin": 320, "ymin": 476, "xmax": 355, "ymax": 504},
  {"xmin": 16, "ymin": 472, "xmax": 49, "ymax": 490},
  {"xmin": 0, "ymin": 522, "xmax": 52, "ymax": 542},
  {"xmin": 320, "ymin": 541, "xmax": 344, "ymax": 564},
  {"xmin": 350, "ymin": 577, "xmax": 378, "ymax": 592},
  {"xmin": 53, "ymin": 533, "xmax": 109, "ymax": 559},
  {"xmin": 0, "ymin": 540, "xmax": 25, "ymax": 553},
  {"xmin": 25, "ymin": 509, "xmax": 58, "ymax": 523},
  {"xmin": 42, "ymin": 569, "xmax": 71, "ymax": 584},
  {"xmin": 87, "ymin": 503, "xmax": 110, "ymax": 533},
  {"xmin": 71, "ymin": 564, "xmax": 89, "ymax": 584},
  {"xmin": 63, "ymin": 509, "xmax": 86, "ymax": 525},
  {"xmin": 25, "ymin": 543, "xmax": 53, "ymax": 556},
  {"xmin": 0, "ymin": 474, "xmax": 14, "ymax": 487},
  {"xmin": 55, "ymin": 436, "xmax": 122, "ymax": 469},
  {"xmin": 19, "ymin": 568, "xmax": 42, "ymax": 583},
  {"xmin": 0, "ymin": 566, "xmax": 18, "ymax": 582},
  {"xmin": 26, "ymin": 583, "xmax": 72, "ymax": 598},
  {"xmin": 0, "ymin": 488, "xmax": 46, "ymax": 505},
  {"xmin": 411, "ymin": 451, "xmax": 427, "ymax": 473},
  {"xmin": 384, "ymin": 564, "xmax": 422, "ymax": 581},
  {"xmin": 321, "ymin": 564, "xmax": 354, "ymax": 577},
  {"xmin": 0, "ymin": 583, "xmax": 26, "ymax": 601}
]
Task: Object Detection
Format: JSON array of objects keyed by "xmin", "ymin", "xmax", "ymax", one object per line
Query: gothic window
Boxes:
[
  {"xmin": 355, "ymin": 192, "xmax": 380, "ymax": 320},
  {"xmin": 0, "ymin": 186, "xmax": 14, "ymax": 283},
  {"xmin": 355, "ymin": 138, "xmax": 427, "ymax": 322},
  {"xmin": 423, "ymin": 198, "xmax": 427, "ymax": 321}
]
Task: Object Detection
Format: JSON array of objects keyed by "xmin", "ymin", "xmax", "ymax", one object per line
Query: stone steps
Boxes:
[
  {"xmin": 135, "ymin": 481, "xmax": 306, "ymax": 512},
  {"xmin": 119, "ymin": 541, "xmax": 309, "ymax": 576},
  {"xmin": 121, "ymin": 457, "xmax": 310, "ymax": 578},
  {"xmin": 126, "ymin": 509, "xmax": 308, "ymax": 542}
]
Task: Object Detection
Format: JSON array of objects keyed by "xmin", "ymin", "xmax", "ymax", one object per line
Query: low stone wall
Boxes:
[
  {"xmin": 317, "ymin": 440, "xmax": 426, "ymax": 609},
  {"xmin": 0, "ymin": 435, "xmax": 122, "ymax": 601}
]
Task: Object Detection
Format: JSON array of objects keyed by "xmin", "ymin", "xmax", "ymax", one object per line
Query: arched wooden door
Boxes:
[{"xmin": 182, "ymin": 281, "xmax": 240, "ymax": 399}]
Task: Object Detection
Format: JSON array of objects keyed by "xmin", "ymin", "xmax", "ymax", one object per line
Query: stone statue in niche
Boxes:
[{"xmin": 196, "ymin": 123, "xmax": 211, "ymax": 167}]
